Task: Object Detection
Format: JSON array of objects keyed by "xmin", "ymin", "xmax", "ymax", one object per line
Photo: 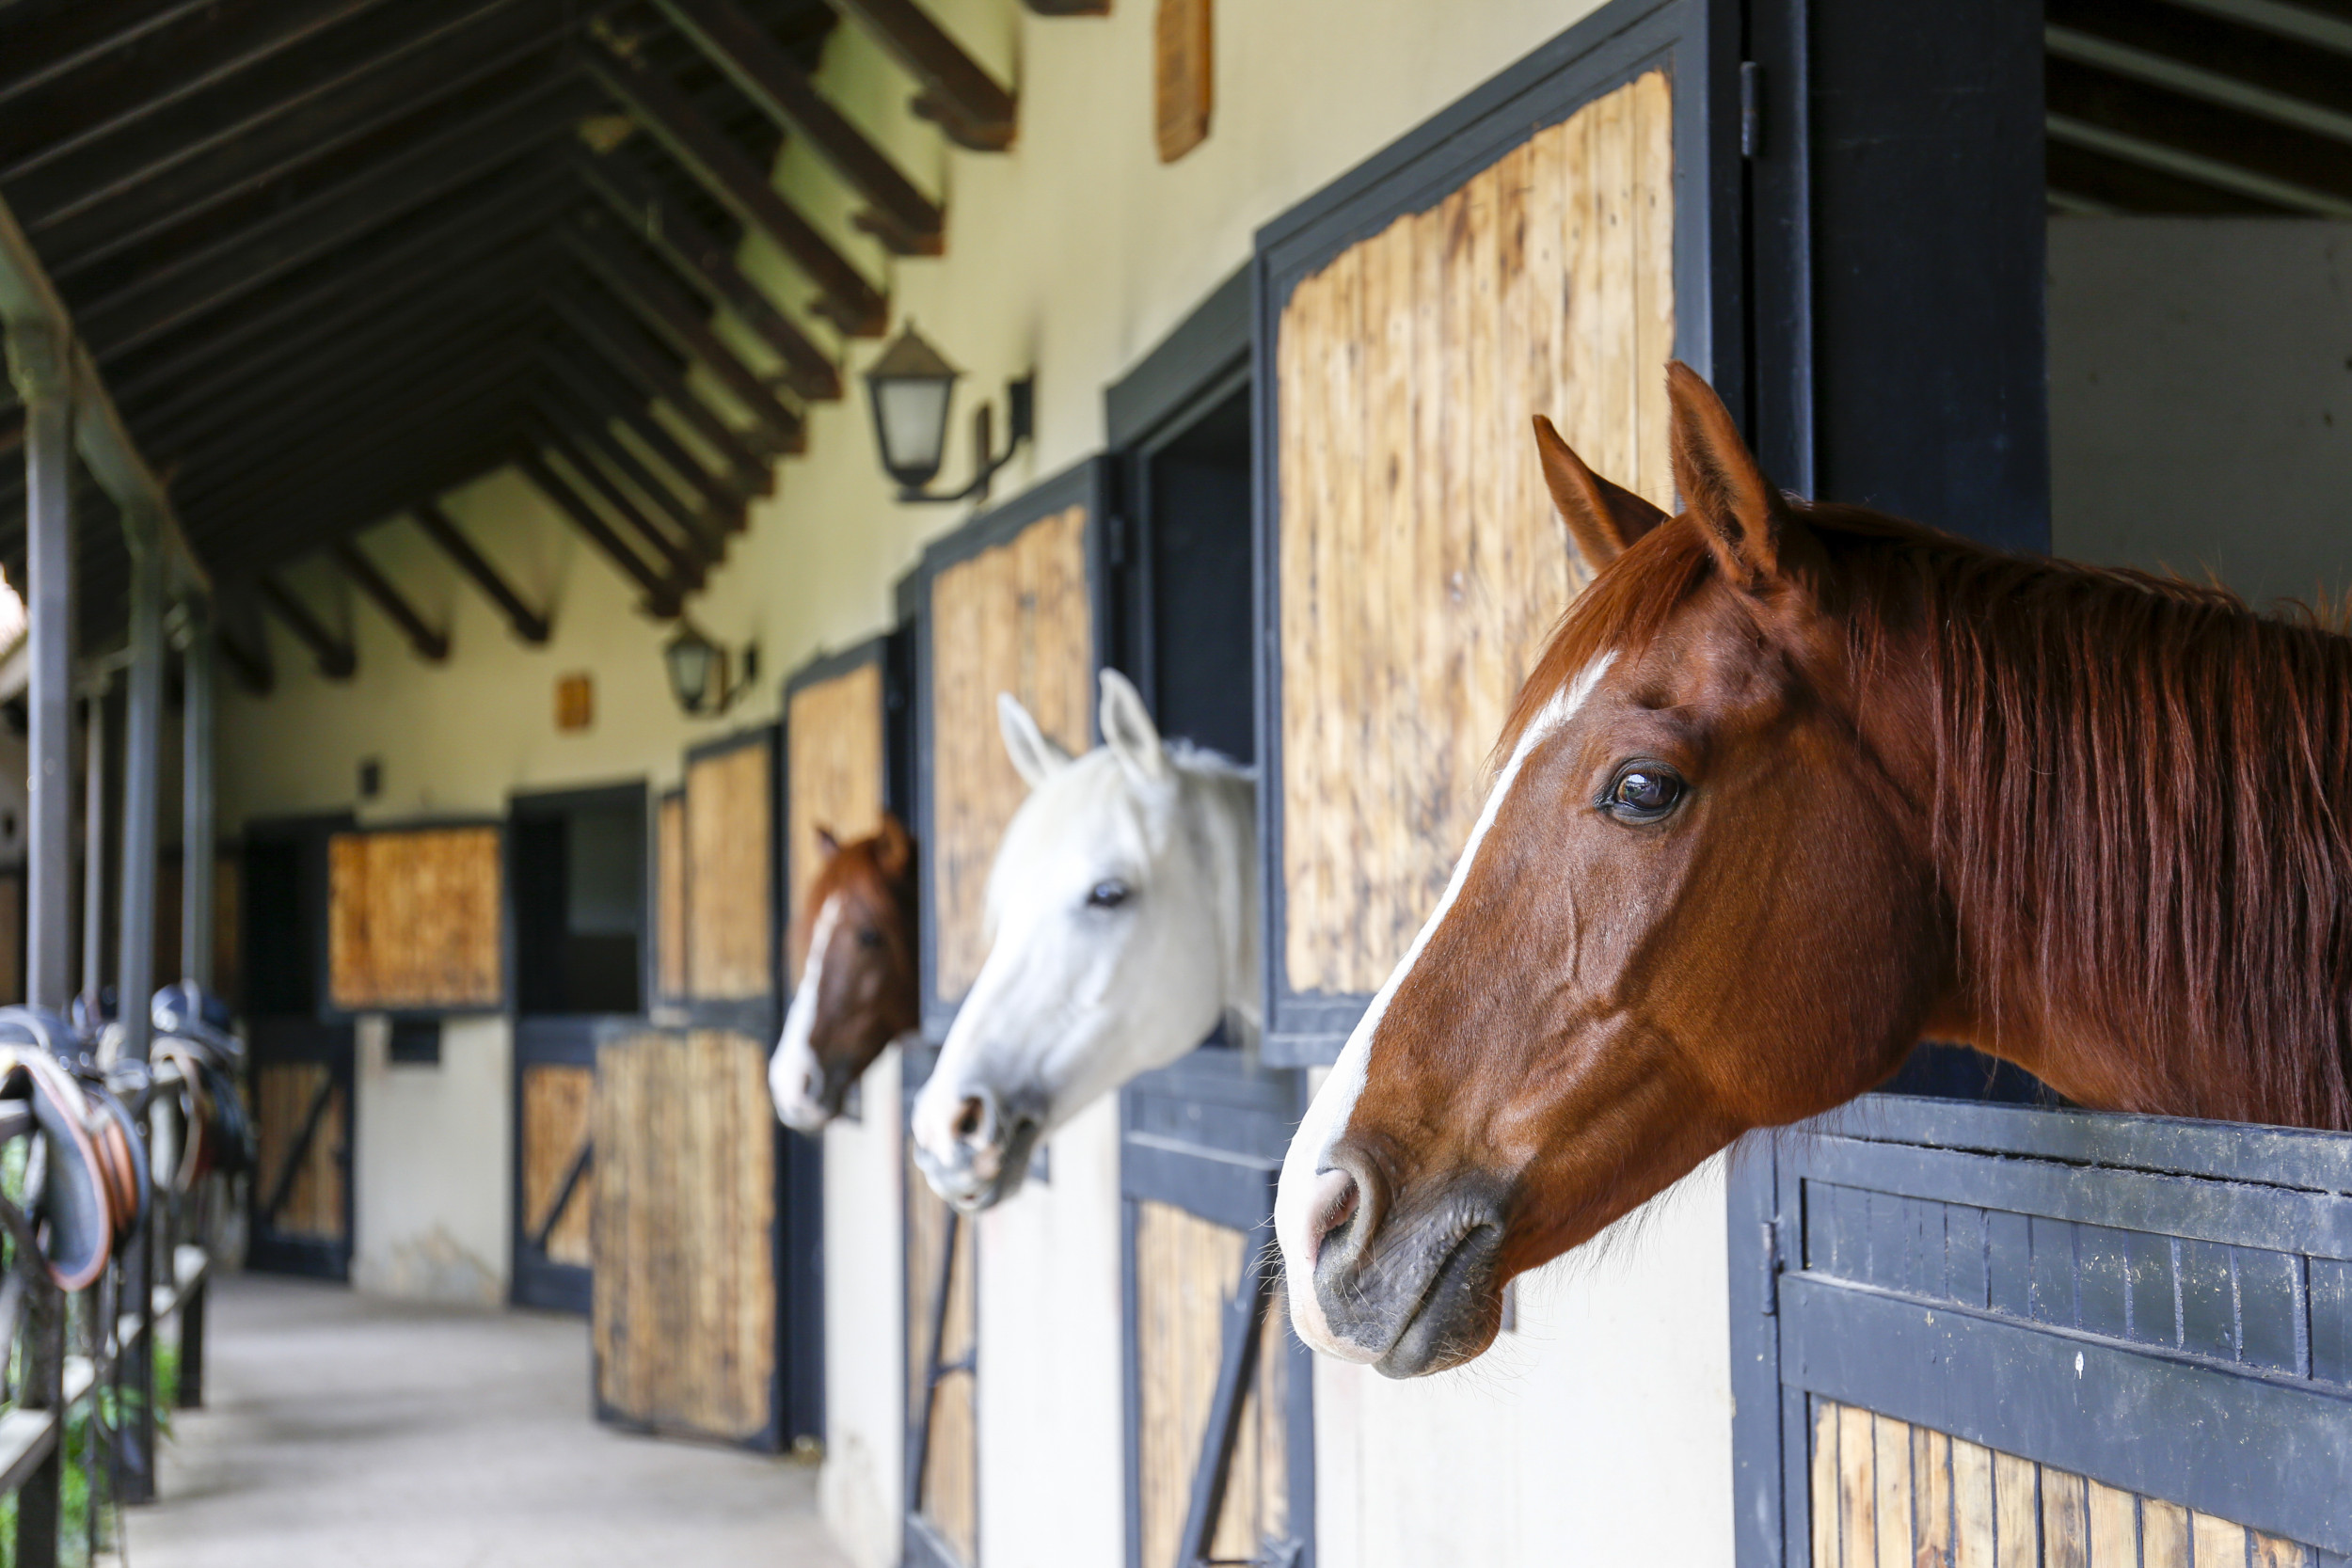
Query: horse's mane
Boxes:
[{"xmin": 1501, "ymin": 504, "xmax": 2352, "ymax": 1130}]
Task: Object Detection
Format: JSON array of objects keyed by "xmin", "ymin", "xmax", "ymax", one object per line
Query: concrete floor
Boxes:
[{"xmin": 121, "ymin": 1273, "xmax": 850, "ymax": 1568}]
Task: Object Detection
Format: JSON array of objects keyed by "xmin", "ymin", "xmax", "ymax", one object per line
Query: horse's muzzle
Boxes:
[
  {"xmin": 1305, "ymin": 1159, "xmax": 1511, "ymax": 1377},
  {"xmin": 910, "ymin": 1084, "xmax": 1045, "ymax": 1212}
]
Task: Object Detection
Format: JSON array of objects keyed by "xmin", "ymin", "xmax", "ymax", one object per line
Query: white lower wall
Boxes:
[
  {"xmin": 1315, "ymin": 1164, "xmax": 1735, "ymax": 1567},
  {"xmin": 821, "ymin": 1048, "xmax": 909, "ymax": 1568},
  {"xmin": 973, "ymin": 1094, "xmax": 1127, "ymax": 1568},
  {"xmin": 349, "ymin": 1012, "xmax": 512, "ymax": 1306}
]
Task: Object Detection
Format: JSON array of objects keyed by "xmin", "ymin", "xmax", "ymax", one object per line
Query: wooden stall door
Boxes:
[
  {"xmin": 905, "ymin": 1050, "xmax": 979, "ymax": 1568},
  {"xmin": 786, "ymin": 652, "xmax": 886, "ymax": 976},
  {"xmin": 1122, "ymin": 1051, "xmax": 1312, "ymax": 1568},
  {"xmin": 246, "ymin": 1018, "xmax": 356, "ymax": 1280},
  {"xmin": 920, "ymin": 470, "xmax": 1100, "ymax": 1033},
  {"xmin": 592, "ymin": 1026, "xmax": 782, "ymax": 1447},
  {"xmin": 512, "ymin": 1020, "xmax": 596, "ymax": 1314},
  {"xmin": 1259, "ymin": 53, "xmax": 1681, "ymax": 1059},
  {"xmin": 327, "ymin": 825, "xmax": 504, "ymax": 1011},
  {"xmin": 683, "ymin": 731, "xmax": 776, "ymax": 1018},
  {"xmin": 1771, "ymin": 1099, "xmax": 2352, "ymax": 1566}
]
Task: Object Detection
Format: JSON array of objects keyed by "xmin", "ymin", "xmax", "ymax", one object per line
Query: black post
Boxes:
[
  {"xmin": 8, "ymin": 321, "xmax": 73, "ymax": 1013},
  {"xmin": 14, "ymin": 1265, "xmax": 62, "ymax": 1568}
]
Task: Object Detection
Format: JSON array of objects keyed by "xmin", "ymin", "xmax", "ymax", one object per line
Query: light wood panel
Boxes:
[
  {"xmin": 787, "ymin": 660, "xmax": 885, "ymax": 976},
  {"xmin": 1808, "ymin": 1399, "xmax": 2319, "ymax": 1567},
  {"xmin": 326, "ymin": 826, "xmax": 502, "ymax": 1009},
  {"xmin": 592, "ymin": 1028, "xmax": 777, "ymax": 1443},
  {"xmin": 1275, "ymin": 69, "xmax": 1675, "ymax": 995},
  {"xmin": 1134, "ymin": 1201, "xmax": 1288, "ymax": 1568},
  {"xmin": 521, "ymin": 1062, "xmax": 594, "ymax": 1266},
  {"xmin": 928, "ymin": 503, "xmax": 1093, "ymax": 1001},
  {"xmin": 686, "ymin": 739, "xmax": 773, "ymax": 1002},
  {"xmin": 907, "ymin": 1144, "xmax": 977, "ymax": 1564},
  {"xmin": 256, "ymin": 1062, "xmax": 345, "ymax": 1240},
  {"xmin": 656, "ymin": 793, "xmax": 686, "ymax": 1000}
]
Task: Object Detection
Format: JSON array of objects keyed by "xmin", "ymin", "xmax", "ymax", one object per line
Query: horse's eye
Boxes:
[
  {"xmin": 856, "ymin": 927, "xmax": 885, "ymax": 951},
  {"xmin": 1607, "ymin": 765, "xmax": 1684, "ymax": 818},
  {"xmin": 1087, "ymin": 880, "xmax": 1131, "ymax": 910}
]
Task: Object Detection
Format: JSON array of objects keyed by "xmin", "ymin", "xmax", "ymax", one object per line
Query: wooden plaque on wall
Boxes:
[
  {"xmin": 920, "ymin": 466, "xmax": 1102, "ymax": 1024},
  {"xmin": 684, "ymin": 730, "xmax": 776, "ymax": 1006},
  {"xmin": 785, "ymin": 648, "xmax": 885, "ymax": 978},
  {"xmin": 1261, "ymin": 64, "xmax": 1677, "ymax": 1056},
  {"xmin": 1154, "ymin": 0, "xmax": 1213, "ymax": 162},
  {"xmin": 327, "ymin": 825, "xmax": 504, "ymax": 1011}
]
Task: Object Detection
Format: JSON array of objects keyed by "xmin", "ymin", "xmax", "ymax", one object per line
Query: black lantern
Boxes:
[
  {"xmin": 864, "ymin": 322, "xmax": 1032, "ymax": 504},
  {"xmin": 663, "ymin": 622, "xmax": 755, "ymax": 717}
]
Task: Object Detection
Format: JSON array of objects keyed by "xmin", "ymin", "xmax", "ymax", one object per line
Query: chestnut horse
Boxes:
[
  {"xmin": 1278, "ymin": 362, "xmax": 2352, "ymax": 1378},
  {"xmin": 769, "ymin": 815, "xmax": 920, "ymax": 1132}
]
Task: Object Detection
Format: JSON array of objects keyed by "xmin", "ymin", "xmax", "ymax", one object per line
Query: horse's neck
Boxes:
[{"xmin": 1178, "ymin": 759, "xmax": 1263, "ymax": 1042}]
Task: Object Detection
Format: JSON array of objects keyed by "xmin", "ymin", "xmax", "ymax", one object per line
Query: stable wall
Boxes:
[
  {"xmin": 2049, "ymin": 217, "xmax": 2352, "ymax": 606},
  {"xmin": 821, "ymin": 1049, "xmax": 907, "ymax": 1568},
  {"xmin": 349, "ymin": 1012, "xmax": 511, "ymax": 1305}
]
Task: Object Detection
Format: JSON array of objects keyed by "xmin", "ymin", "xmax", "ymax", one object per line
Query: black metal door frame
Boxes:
[{"xmin": 902, "ymin": 1036, "xmax": 977, "ymax": 1568}]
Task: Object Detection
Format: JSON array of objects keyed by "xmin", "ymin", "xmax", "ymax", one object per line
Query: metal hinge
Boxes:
[
  {"xmin": 1740, "ymin": 61, "xmax": 1763, "ymax": 158},
  {"xmin": 1760, "ymin": 1218, "xmax": 1783, "ymax": 1315}
]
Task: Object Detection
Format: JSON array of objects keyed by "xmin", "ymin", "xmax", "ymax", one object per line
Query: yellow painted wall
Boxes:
[{"xmin": 208, "ymin": 4, "xmax": 1754, "ymax": 1567}]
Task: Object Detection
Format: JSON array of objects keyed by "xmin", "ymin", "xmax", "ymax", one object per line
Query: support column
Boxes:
[
  {"xmin": 80, "ymin": 686, "xmax": 105, "ymax": 1017},
  {"xmin": 7, "ymin": 321, "xmax": 72, "ymax": 1012},
  {"xmin": 117, "ymin": 512, "xmax": 163, "ymax": 1062},
  {"xmin": 181, "ymin": 617, "xmax": 215, "ymax": 989}
]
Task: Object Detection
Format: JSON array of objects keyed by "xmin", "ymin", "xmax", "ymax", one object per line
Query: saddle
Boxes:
[
  {"xmin": 149, "ymin": 983, "xmax": 253, "ymax": 1189},
  {"xmin": 0, "ymin": 1007, "xmax": 134, "ymax": 1292}
]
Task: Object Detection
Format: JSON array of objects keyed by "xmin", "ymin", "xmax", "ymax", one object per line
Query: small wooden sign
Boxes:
[
  {"xmin": 1154, "ymin": 0, "xmax": 1212, "ymax": 163},
  {"xmin": 556, "ymin": 672, "xmax": 595, "ymax": 732}
]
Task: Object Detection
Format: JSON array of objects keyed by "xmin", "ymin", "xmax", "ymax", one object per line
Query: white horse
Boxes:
[{"xmin": 909, "ymin": 668, "xmax": 1259, "ymax": 1211}]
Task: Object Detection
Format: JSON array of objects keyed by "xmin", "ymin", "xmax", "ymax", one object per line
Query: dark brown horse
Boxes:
[
  {"xmin": 769, "ymin": 814, "xmax": 920, "ymax": 1132},
  {"xmin": 1277, "ymin": 362, "xmax": 2352, "ymax": 1377}
]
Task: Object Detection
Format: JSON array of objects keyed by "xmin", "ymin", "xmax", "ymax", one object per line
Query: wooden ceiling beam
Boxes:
[
  {"xmin": 104, "ymin": 162, "xmax": 570, "ymax": 404},
  {"xmin": 410, "ymin": 500, "xmax": 550, "ymax": 645},
  {"xmin": 564, "ymin": 219, "xmax": 807, "ymax": 453},
  {"xmin": 77, "ymin": 73, "xmax": 592, "ymax": 360},
  {"xmin": 24, "ymin": 7, "xmax": 574, "ymax": 277},
  {"xmin": 533, "ymin": 383, "xmax": 734, "ymax": 555},
  {"xmin": 515, "ymin": 450, "xmax": 683, "ymax": 618},
  {"xmin": 0, "ymin": 0, "xmax": 408, "ymax": 183},
  {"xmin": 652, "ymin": 0, "xmax": 945, "ymax": 254},
  {"xmin": 568, "ymin": 146, "xmax": 842, "ymax": 398},
  {"xmin": 531, "ymin": 418, "xmax": 710, "ymax": 588},
  {"xmin": 255, "ymin": 572, "xmax": 357, "ymax": 681},
  {"xmin": 826, "ymin": 0, "xmax": 1016, "ymax": 151},
  {"xmin": 0, "ymin": 0, "xmax": 225, "ymax": 107},
  {"xmin": 538, "ymin": 338, "xmax": 753, "ymax": 516},
  {"xmin": 2047, "ymin": 0, "xmax": 2352, "ymax": 127},
  {"xmin": 2047, "ymin": 57, "xmax": 2352, "ymax": 211},
  {"xmin": 2046, "ymin": 138, "xmax": 2292, "ymax": 214},
  {"xmin": 332, "ymin": 539, "xmax": 450, "ymax": 662},
  {"xmin": 548, "ymin": 282, "xmax": 779, "ymax": 482},
  {"xmin": 583, "ymin": 31, "xmax": 887, "ymax": 336}
]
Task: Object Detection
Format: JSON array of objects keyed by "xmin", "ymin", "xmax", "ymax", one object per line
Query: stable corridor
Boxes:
[{"xmin": 124, "ymin": 1275, "xmax": 848, "ymax": 1568}]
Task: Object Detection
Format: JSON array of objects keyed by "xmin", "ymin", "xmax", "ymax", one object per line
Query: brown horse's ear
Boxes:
[
  {"xmin": 874, "ymin": 813, "xmax": 913, "ymax": 881},
  {"xmin": 1533, "ymin": 416, "xmax": 1667, "ymax": 568},
  {"xmin": 815, "ymin": 825, "xmax": 842, "ymax": 859},
  {"xmin": 1665, "ymin": 360, "xmax": 1792, "ymax": 590}
]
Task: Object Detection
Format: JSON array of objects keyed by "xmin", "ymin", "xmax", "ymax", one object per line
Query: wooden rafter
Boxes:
[
  {"xmin": 255, "ymin": 573, "xmax": 357, "ymax": 680},
  {"xmin": 534, "ymin": 378, "xmax": 739, "ymax": 550},
  {"xmin": 410, "ymin": 501, "xmax": 550, "ymax": 645},
  {"xmin": 827, "ymin": 0, "xmax": 1017, "ymax": 151},
  {"xmin": 516, "ymin": 450, "xmax": 682, "ymax": 618},
  {"xmin": 532, "ymin": 420, "xmax": 710, "ymax": 588},
  {"xmin": 548, "ymin": 284, "xmax": 781, "ymax": 482},
  {"xmin": 583, "ymin": 31, "xmax": 887, "ymax": 336},
  {"xmin": 2047, "ymin": 55, "xmax": 2352, "ymax": 213},
  {"xmin": 652, "ymin": 0, "xmax": 946, "ymax": 253},
  {"xmin": 332, "ymin": 540, "xmax": 451, "ymax": 663},
  {"xmin": 539, "ymin": 339, "xmax": 755, "ymax": 515}
]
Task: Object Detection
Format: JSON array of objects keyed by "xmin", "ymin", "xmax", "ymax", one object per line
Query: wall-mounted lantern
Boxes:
[
  {"xmin": 865, "ymin": 322, "xmax": 1032, "ymax": 504},
  {"xmin": 663, "ymin": 622, "xmax": 757, "ymax": 718}
]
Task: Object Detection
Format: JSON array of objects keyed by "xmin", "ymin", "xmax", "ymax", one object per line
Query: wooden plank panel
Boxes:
[
  {"xmin": 1838, "ymin": 1403, "xmax": 1876, "ymax": 1568},
  {"xmin": 786, "ymin": 659, "xmax": 884, "ymax": 975},
  {"xmin": 2042, "ymin": 1469, "xmax": 2089, "ymax": 1568},
  {"xmin": 2141, "ymin": 1499, "xmax": 2191, "ymax": 1568},
  {"xmin": 1872, "ymin": 1412, "xmax": 1913, "ymax": 1568},
  {"xmin": 327, "ymin": 827, "xmax": 502, "ymax": 1009},
  {"xmin": 522, "ymin": 1063, "xmax": 595, "ymax": 1266},
  {"xmin": 686, "ymin": 741, "xmax": 774, "ymax": 1001},
  {"xmin": 657, "ymin": 793, "xmax": 686, "ymax": 999},
  {"xmin": 592, "ymin": 1028, "xmax": 776, "ymax": 1443},
  {"xmin": 1993, "ymin": 1449, "xmax": 2040, "ymax": 1568},
  {"xmin": 2194, "ymin": 1513, "xmax": 2251, "ymax": 1566},
  {"xmin": 928, "ymin": 502, "xmax": 1093, "ymax": 1001},
  {"xmin": 1915, "ymin": 1424, "xmax": 1954, "ymax": 1567},
  {"xmin": 256, "ymin": 1062, "xmax": 345, "ymax": 1241},
  {"xmin": 1813, "ymin": 1401, "xmax": 1842, "ymax": 1568},
  {"xmin": 1952, "ymin": 1436, "xmax": 1995, "ymax": 1568},
  {"xmin": 2252, "ymin": 1530, "xmax": 2313, "ymax": 1567},
  {"xmin": 2085, "ymin": 1479, "xmax": 2137, "ymax": 1568},
  {"xmin": 1276, "ymin": 70, "xmax": 1673, "ymax": 994}
]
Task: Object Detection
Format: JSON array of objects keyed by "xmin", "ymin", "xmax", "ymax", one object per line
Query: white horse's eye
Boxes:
[{"xmin": 1087, "ymin": 879, "xmax": 1131, "ymax": 910}]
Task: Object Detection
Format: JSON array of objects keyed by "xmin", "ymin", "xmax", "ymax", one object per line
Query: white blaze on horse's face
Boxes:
[
  {"xmin": 911, "ymin": 669, "xmax": 1254, "ymax": 1212},
  {"xmin": 1274, "ymin": 652, "xmax": 1616, "ymax": 1360},
  {"xmin": 770, "ymin": 893, "xmax": 843, "ymax": 1134}
]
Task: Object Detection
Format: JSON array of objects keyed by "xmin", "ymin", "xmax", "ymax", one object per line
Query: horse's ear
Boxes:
[
  {"xmin": 997, "ymin": 692, "xmax": 1073, "ymax": 790},
  {"xmin": 874, "ymin": 813, "xmax": 913, "ymax": 881},
  {"xmin": 1666, "ymin": 360, "xmax": 1794, "ymax": 590},
  {"xmin": 815, "ymin": 825, "xmax": 842, "ymax": 859},
  {"xmin": 1534, "ymin": 416, "xmax": 1667, "ymax": 568},
  {"xmin": 1098, "ymin": 668, "xmax": 1168, "ymax": 785}
]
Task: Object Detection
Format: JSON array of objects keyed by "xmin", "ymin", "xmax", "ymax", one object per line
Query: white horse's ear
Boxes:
[
  {"xmin": 1098, "ymin": 668, "xmax": 1168, "ymax": 785},
  {"xmin": 997, "ymin": 692, "xmax": 1073, "ymax": 790}
]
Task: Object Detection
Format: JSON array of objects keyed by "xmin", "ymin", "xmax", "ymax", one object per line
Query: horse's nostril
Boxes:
[
  {"xmin": 1308, "ymin": 1167, "xmax": 1359, "ymax": 1261},
  {"xmin": 953, "ymin": 1095, "xmax": 988, "ymax": 1141}
]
